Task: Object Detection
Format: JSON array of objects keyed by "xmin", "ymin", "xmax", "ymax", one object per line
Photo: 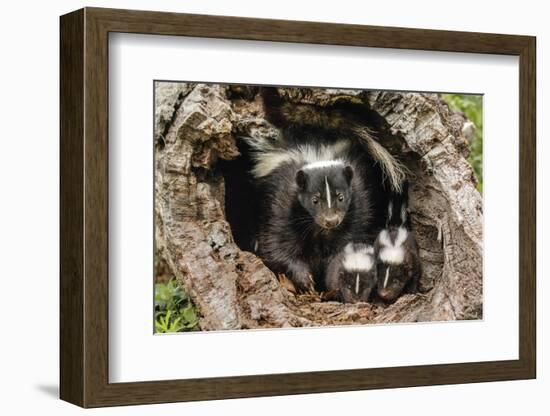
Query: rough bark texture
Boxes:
[{"xmin": 154, "ymin": 82, "xmax": 483, "ymax": 330}]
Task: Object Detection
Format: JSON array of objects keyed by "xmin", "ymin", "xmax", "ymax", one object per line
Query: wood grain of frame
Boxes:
[{"xmin": 60, "ymin": 7, "xmax": 536, "ymax": 408}]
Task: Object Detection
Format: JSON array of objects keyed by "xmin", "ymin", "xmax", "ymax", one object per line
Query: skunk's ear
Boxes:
[
  {"xmin": 343, "ymin": 165, "xmax": 354, "ymax": 184},
  {"xmin": 295, "ymin": 170, "xmax": 308, "ymax": 190}
]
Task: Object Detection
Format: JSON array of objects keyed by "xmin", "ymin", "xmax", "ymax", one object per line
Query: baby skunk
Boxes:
[
  {"xmin": 326, "ymin": 243, "xmax": 376, "ymax": 303},
  {"xmin": 374, "ymin": 182, "xmax": 422, "ymax": 302},
  {"xmin": 250, "ymin": 139, "xmax": 373, "ymax": 293}
]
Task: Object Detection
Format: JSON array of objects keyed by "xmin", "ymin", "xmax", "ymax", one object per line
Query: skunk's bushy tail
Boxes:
[{"xmin": 352, "ymin": 126, "xmax": 408, "ymax": 193}]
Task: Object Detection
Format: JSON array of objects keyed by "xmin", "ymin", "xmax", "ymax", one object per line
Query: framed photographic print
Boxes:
[{"xmin": 60, "ymin": 7, "xmax": 536, "ymax": 408}]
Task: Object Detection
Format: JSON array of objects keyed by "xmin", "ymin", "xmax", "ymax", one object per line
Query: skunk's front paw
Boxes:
[{"xmin": 288, "ymin": 265, "xmax": 315, "ymax": 294}]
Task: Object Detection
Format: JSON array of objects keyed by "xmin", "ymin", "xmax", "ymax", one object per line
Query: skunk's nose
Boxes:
[
  {"xmin": 378, "ymin": 288, "xmax": 396, "ymax": 302},
  {"xmin": 324, "ymin": 214, "xmax": 341, "ymax": 229},
  {"xmin": 378, "ymin": 288, "xmax": 390, "ymax": 299}
]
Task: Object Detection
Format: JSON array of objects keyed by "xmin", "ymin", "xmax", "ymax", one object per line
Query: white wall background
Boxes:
[{"xmin": 0, "ymin": 0, "xmax": 545, "ymax": 414}]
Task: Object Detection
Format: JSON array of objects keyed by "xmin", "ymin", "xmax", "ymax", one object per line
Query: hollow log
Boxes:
[{"xmin": 154, "ymin": 82, "xmax": 482, "ymax": 330}]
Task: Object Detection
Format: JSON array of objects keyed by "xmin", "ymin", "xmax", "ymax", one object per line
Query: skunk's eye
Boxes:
[
  {"xmin": 312, "ymin": 196, "xmax": 319, "ymax": 204},
  {"xmin": 337, "ymin": 193, "xmax": 344, "ymax": 202}
]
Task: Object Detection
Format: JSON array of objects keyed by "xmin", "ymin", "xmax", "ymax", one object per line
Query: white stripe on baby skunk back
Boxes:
[{"xmin": 342, "ymin": 243, "xmax": 374, "ymax": 272}]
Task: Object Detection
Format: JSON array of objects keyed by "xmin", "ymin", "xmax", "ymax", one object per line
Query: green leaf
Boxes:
[
  {"xmin": 154, "ymin": 280, "xmax": 200, "ymax": 332},
  {"xmin": 442, "ymin": 94, "xmax": 483, "ymax": 191}
]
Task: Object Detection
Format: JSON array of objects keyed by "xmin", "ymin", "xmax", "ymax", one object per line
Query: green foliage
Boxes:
[
  {"xmin": 154, "ymin": 280, "xmax": 200, "ymax": 333},
  {"xmin": 155, "ymin": 310, "xmax": 183, "ymax": 333},
  {"xmin": 442, "ymin": 94, "xmax": 483, "ymax": 193}
]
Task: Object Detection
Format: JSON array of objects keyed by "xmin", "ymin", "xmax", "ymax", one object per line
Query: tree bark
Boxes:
[{"xmin": 155, "ymin": 82, "xmax": 483, "ymax": 330}]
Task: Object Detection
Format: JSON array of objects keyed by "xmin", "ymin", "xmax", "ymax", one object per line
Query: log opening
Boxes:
[{"xmin": 154, "ymin": 82, "xmax": 483, "ymax": 331}]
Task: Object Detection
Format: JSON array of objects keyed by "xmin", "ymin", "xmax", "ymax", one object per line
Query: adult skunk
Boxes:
[
  {"xmin": 325, "ymin": 243, "xmax": 376, "ymax": 303},
  {"xmin": 374, "ymin": 182, "xmax": 422, "ymax": 302}
]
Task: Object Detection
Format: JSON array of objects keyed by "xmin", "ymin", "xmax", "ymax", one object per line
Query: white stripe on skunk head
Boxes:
[
  {"xmin": 342, "ymin": 243, "xmax": 374, "ymax": 272},
  {"xmin": 378, "ymin": 227, "xmax": 408, "ymax": 264},
  {"xmin": 302, "ymin": 160, "xmax": 344, "ymax": 171},
  {"xmin": 248, "ymin": 139, "xmax": 351, "ymax": 178},
  {"xmin": 383, "ymin": 266, "xmax": 391, "ymax": 288},
  {"xmin": 324, "ymin": 175, "xmax": 332, "ymax": 208}
]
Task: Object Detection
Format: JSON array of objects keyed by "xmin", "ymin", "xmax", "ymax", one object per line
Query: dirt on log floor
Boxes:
[{"xmin": 154, "ymin": 82, "xmax": 483, "ymax": 330}]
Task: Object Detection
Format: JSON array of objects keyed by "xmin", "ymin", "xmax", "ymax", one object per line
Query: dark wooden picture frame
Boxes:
[{"xmin": 60, "ymin": 7, "xmax": 536, "ymax": 408}]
